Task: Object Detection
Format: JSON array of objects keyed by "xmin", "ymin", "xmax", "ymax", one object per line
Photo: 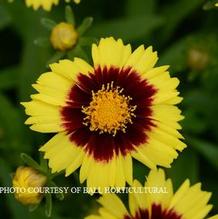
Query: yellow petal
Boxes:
[
  {"xmin": 65, "ymin": 149, "xmax": 84, "ymax": 176},
  {"xmin": 85, "ymin": 216, "xmax": 102, "ymax": 219},
  {"xmin": 124, "ymin": 45, "xmax": 145, "ymax": 68},
  {"xmin": 170, "ymin": 182, "xmax": 212, "ymax": 219},
  {"xmin": 148, "ymin": 127, "xmax": 186, "ymax": 152},
  {"xmin": 115, "ymin": 155, "xmax": 126, "ymax": 188},
  {"xmin": 131, "ymin": 147, "xmax": 157, "ymax": 169},
  {"xmin": 31, "ymin": 71, "xmax": 72, "ymax": 106},
  {"xmin": 207, "ymin": 215, "xmax": 218, "ymax": 219},
  {"xmin": 151, "ymin": 105, "xmax": 184, "ymax": 125},
  {"xmin": 144, "ymin": 169, "xmax": 173, "ymax": 208},
  {"xmin": 98, "ymin": 194, "xmax": 128, "ymax": 218},
  {"xmin": 22, "ymin": 100, "xmax": 62, "ymax": 133},
  {"xmin": 131, "ymin": 180, "xmax": 146, "ymax": 210},
  {"xmin": 122, "ymin": 154, "xmax": 133, "ymax": 185},
  {"xmin": 25, "ymin": 0, "xmax": 59, "ymax": 11},
  {"xmin": 144, "ymin": 65, "xmax": 170, "ymax": 80},
  {"xmin": 125, "ymin": 46, "xmax": 158, "ymax": 75},
  {"xmin": 50, "ymin": 58, "xmax": 93, "ymax": 81},
  {"xmin": 86, "ymin": 159, "xmax": 111, "ymax": 190},
  {"xmin": 92, "ymin": 37, "xmax": 132, "ymax": 69},
  {"xmin": 79, "ymin": 154, "xmax": 93, "ymax": 183},
  {"xmin": 136, "ymin": 137, "xmax": 178, "ymax": 168},
  {"xmin": 40, "ymin": 132, "xmax": 84, "ymax": 174},
  {"xmin": 169, "ymin": 179, "xmax": 190, "ymax": 208},
  {"xmin": 99, "ymin": 208, "xmax": 117, "ymax": 219},
  {"xmin": 129, "ymin": 188, "xmax": 139, "ymax": 216},
  {"xmin": 148, "ymin": 72, "xmax": 181, "ymax": 105}
]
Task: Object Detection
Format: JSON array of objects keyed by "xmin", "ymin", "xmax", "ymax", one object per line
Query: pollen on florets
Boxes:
[{"xmin": 82, "ymin": 82, "xmax": 137, "ymax": 136}]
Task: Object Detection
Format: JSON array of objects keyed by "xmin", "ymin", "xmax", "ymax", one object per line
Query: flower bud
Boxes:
[
  {"xmin": 12, "ymin": 166, "xmax": 47, "ymax": 205},
  {"xmin": 187, "ymin": 48, "xmax": 209, "ymax": 71},
  {"xmin": 50, "ymin": 22, "xmax": 78, "ymax": 51}
]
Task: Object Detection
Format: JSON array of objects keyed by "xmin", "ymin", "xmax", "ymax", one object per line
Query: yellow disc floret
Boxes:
[
  {"xmin": 82, "ymin": 82, "xmax": 136, "ymax": 136},
  {"xmin": 12, "ymin": 166, "xmax": 47, "ymax": 205},
  {"xmin": 50, "ymin": 22, "xmax": 78, "ymax": 51}
]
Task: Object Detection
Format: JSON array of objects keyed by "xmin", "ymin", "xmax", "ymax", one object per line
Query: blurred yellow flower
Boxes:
[
  {"xmin": 187, "ymin": 48, "xmax": 209, "ymax": 71},
  {"xmin": 86, "ymin": 169, "xmax": 218, "ymax": 219},
  {"xmin": 50, "ymin": 22, "xmax": 78, "ymax": 51},
  {"xmin": 25, "ymin": 0, "xmax": 81, "ymax": 11},
  {"xmin": 65, "ymin": 0, "xmax": 81, "ymax": 4},
  {"xmin": 12, "ymin": 166, "xmax": 47, "ymax": 205}
]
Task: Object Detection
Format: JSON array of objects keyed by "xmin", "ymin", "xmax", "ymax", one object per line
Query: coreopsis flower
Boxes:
[
  {"xmin": 50, "ymin": 22, "xmax": 78, "ymax": 51},
  {"xmin": 22, "ymin": 37, "xmax": 186, "ymax": 188},
  {"xmin": 12, "ymin": 166, "xmax": 47, "ymax": 205},
  {"xmin": 25, "ymin": 0, "xmax": 80, "ymax": 11},
  {"xmin": 85, "ymin": 169, "xmax": 218, "ymax": 219}
]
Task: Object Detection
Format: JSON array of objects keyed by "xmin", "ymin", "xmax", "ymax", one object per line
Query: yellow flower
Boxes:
[
  {"xmin": 50, "ymin": 22, "xmax": 78, "ymax": 51},
  {"xmin": 25, "ymin": 0, "xmax": 81, "ymax": 11},
  {"xmin": 12, "ymin": 166, "xmax": 47, "ymax": 205},
  {"xmin": 85, "ymin": 169, "xmax": 218, "ymax": 219},
  {"xmin": 216, "ymin": 3, "xmax": 218, "ymax": 7},
  {"xmin": 22, "ymin": 37, "xmax": 186, "ymax": 189}
]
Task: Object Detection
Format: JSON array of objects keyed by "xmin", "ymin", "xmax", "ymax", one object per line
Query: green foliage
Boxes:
[
  {"xmin": 89, "ymin": 14, "xmax": 163, "ymax": 41},
  {"xmin": 0, "ymin": 0, "xmax": 218, "ymax": 218}
]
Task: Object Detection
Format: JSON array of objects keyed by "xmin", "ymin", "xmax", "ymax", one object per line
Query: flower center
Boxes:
[{"xmin": 82, "ymin": 82, "xmax": 136, "ymax": 136}]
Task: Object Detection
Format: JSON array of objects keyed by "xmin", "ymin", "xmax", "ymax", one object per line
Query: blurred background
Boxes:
[{"xmin": 0, "ymin": 0, "xmax": 218, "ymax": 218}]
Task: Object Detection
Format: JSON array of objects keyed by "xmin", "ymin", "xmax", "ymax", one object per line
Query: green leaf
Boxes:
[
  {"xmin": 77, "ymin": 17, "xmax": 93, "ymax": 36},
  {"xmin": 182, "ymin": 109, "xmax": 207, "ymax": 134},
  {"xmin": 89, "ymin": 15, "xmax": 163, "ymax": 41},
  {"xmin": 39, "ymin": 153, "xmax": 49, "ymax": 173},
  {"xmin": 0, "ymin": 5, "xmax": 11, "ymax": 30},
  {"xmin": 65, "ymin": 5, "xmax": 75, "ymax": 25},
  {"xmin": 188, "ymin": 137, "xmax": 218, "ymax": 169},
  {"xmin": 161, "ymin": 0, "xmax": 204, "ymax": 40},
  {"xmin": 18, "ymin": 33, "xmax": 51, "ymax": 101},
  {"xmin": 0, "ymin": 67, "xmax": 19, "ymax": 90},
  {"xmin": 46, "ymin": 51, "xmax": 65, "ymax": 66},
  {"xmin": 20, "ymin": 153, "xmax": 42, "ymax": 172},
  {"xmin": 49, "ymin": 181, "xmax": 64, "ymax": 201},
  {"xmin": 159, "ymin": 37, "xmax": 189, "ymax": 73},
  {"xmin": 34, "ymin": 38, "xmax": 50, "ymax": 48},
  {"xmin": 167, "ymin": 148, "xmax": 199, "ymax": 189},
  {"xmin": 45, "ymin": 193, "xmax": 52, "ymax": 218},
  {"xmin": 125, "ymin": 0, "xmax": 156, "ymax": 16},
  {"xmin": 29, "ymin": 204, "xmax": 39, "ymax": 212},
  {"xmin": 0, "ymin": 93, "xmax": 30, "ymax": 152},
  {"xmin": 67, "ymin": 45, "xmax": 89, "ymax": 62},
  {"xmin": 78, "ymin": 37, "xmax": 98, "ymax": 46},
  {"xmin": 133, "ymin": 160, "xmax": 149, "ymax": 184},
  {"xmin": 41, "ymin": 18, "xmax": 56, "ymax": 31}
]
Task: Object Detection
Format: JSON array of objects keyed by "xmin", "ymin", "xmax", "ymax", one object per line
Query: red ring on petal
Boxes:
[
  {"xmin": 124, "ymin": 204, "xmax": 182, "ymax": 219},
  {"xmin": 61, "ymin": 66, "xmax": 157, "ymax": 162}
]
